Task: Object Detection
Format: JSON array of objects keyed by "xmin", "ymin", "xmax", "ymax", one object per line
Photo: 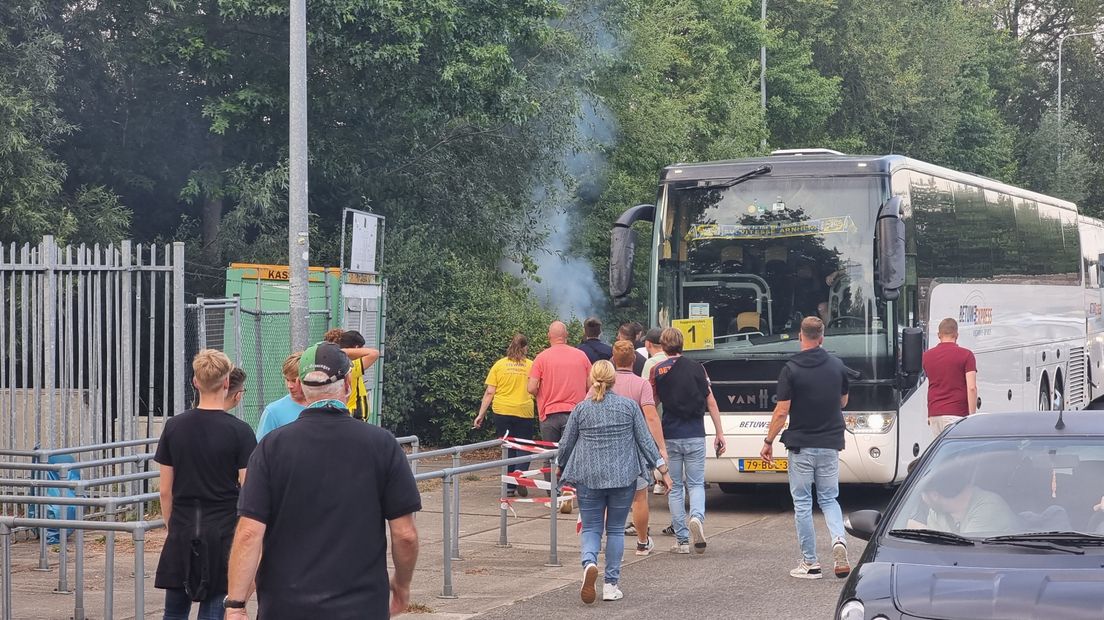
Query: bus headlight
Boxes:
[{"xmin": 845, "ymin": 412, "xmax": 895, "ymax": 434}]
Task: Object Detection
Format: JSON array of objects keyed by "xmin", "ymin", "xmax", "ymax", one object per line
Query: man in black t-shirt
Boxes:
[
  {"xmin": 155, "ymin": 349, "xmax": 256, "ymax": 619},
  {"xmin": 225, "ymin": 342, "xmax": 421, "ymax": 619},
  {"xmin": 760, "ymin": 317, "xmax": 850, "ymax": 581}
]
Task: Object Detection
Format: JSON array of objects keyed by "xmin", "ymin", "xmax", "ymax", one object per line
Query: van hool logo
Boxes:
[
  {"xmin": 727, "ymin": 388, "xmax": 773, "ymax": 410},
  {"xmin": 958, "ymin": 292, "xmax": 992, "ymax": 326}
]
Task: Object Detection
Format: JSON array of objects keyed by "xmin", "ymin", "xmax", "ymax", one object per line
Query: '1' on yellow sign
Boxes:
[{"xmin": 672, "ymin": 318, "xmax": 714, "ymax": 351}]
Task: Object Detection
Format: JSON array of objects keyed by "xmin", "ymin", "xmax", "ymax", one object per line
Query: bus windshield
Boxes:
[{"xmin": 657, "ymin": 175, "xmax": 885, "ymax": 353}]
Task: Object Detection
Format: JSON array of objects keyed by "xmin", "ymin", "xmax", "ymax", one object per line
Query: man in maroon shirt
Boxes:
[{"xmin": 922, "ymin": 318, "xmax": 978, "ymax": 436}]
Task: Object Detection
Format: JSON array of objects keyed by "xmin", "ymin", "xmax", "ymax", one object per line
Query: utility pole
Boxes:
[
  {"xmin": 289, "ymin": 0, "xmax": 310, "ymax": 352},
  {"xmin": 1056, "ymin": 29, "xmax": 1103, "ymax": 171},
  {"xmin": 760, "ymin": 0, "xmax": 768, "ymax": 150}
]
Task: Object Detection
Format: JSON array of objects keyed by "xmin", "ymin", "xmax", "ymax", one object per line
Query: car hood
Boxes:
[{"xmin": 893, "ymin": 564, "xmax": 1104, "ymax": 619}]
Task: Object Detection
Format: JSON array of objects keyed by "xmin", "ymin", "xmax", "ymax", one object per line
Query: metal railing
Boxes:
[
  {"xmin": 0, "ymin": 494, "xmax": 163, "ymax": 620},
  {"xmin": 406, "ymin": 438, "xmax": 564, "ymax": 598}
]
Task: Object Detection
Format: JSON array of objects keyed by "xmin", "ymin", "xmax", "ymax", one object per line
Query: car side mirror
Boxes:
[
  {"xmin": 845, "ymin": 509, "xmax": 882, "ymax": 541},
  {"xmin": 876, "ymin": 196, "xmax": 906, "ymax": 301}
]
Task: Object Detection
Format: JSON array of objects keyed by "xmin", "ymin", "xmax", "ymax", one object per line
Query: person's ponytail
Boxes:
[{"xmin": 589, "ymin": 360, "xmax": 616, "ymax": 402}]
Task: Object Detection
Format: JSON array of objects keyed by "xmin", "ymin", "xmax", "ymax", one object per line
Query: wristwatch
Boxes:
[
  {"xmin": 223, "ymin": 597, "xmax": 247, "ymax": 609},
  {"xmin": 656, "ymin": 465, "xmax": 669, "ymax": 475},
  {"xmin": 763, "ymin": 437, "xmax": 773, "ymax": 445}
]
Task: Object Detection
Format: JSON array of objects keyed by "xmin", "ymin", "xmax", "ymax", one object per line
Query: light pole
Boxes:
[
  {"xmin": 289, "ymin": 0, "xmax": 310, "ymax": 352},
  {"xmin": 760, "ymin": 0, "xmax": 767, "ymax": 150},
  {"xmin": 1056, "ymin": 29, "xmax": 1103, "ymax": 168}
]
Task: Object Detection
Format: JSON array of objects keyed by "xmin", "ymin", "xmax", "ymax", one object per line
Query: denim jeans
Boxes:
[
  {"xmin": 576, "ymin": 483, "xmax": 636, "ymax": 585},
  {"xmin": 666, "ymin": 437, "xmax": 706, "ymax": 543},
  {"xmin": 162, "ymin": 587, "xmax": 225, "ymax": 620},
  {"xmin": 787, "ymin": 447, "xmax": 847, "ymax": 563}
]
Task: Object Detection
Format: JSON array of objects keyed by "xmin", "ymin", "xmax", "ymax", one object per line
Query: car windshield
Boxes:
[
  {"xmin": 657, "ymin": 175, "xmax": 885, "ymax": 353},
  {"xmin": 888, "ymin": 438, "xmax": 1104, "ymax": 538}
]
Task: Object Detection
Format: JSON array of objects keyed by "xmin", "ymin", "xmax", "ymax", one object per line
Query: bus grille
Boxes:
[{"xmin": 1067, "ymin": 347, "xmax": 1086, "ymax": 409}]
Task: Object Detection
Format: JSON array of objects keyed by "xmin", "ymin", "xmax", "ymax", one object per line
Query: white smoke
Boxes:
[{"xmin": 505, "ymin": 97, "xmax": 616, "ymax": 320}]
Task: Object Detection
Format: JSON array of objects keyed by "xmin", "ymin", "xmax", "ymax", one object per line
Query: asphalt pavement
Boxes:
[{"xmin": 468, "ymin": 485, "xmax": 894, "ymax": 620}]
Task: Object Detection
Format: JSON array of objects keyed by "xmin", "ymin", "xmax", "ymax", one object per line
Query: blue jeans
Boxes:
[
  {"xmin": 666, "ymin": 437, "xmax": 706, "ymax": 543},
  {"xmin": 576, "ymin": 483, "xmax": 636, "ymax": 585},
  {"xmin": 787, "ymin": 447, "xmax": 847, "ymax": 563},
  {"xmin": 163, "ymin": 587, "xmax": 225, "ymax": 620}
]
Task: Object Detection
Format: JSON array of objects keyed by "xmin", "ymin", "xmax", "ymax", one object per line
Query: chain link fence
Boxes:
[{"xmin": 185, "ymin": 291, "xmax": 385, "ymax": 429}]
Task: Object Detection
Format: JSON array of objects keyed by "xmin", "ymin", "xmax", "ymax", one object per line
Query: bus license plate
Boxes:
[{"xmin": 738, "ymin": 458, "xmax": 788, "ymax": 472}]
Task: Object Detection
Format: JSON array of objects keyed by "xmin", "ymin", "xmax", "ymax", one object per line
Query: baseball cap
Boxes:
[{"xmin": 298, "ymin": 342, "xmax": 351, "ymax": 386}]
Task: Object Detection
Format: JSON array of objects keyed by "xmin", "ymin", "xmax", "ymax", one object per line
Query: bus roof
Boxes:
[{"xmin": 661, "ymin": 153, "xmax": 1077, "ymax": 212}]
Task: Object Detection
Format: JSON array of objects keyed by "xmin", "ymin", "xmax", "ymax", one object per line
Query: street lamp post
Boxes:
[
  {"xmin": 1056, "ymin": 29, "xmax": 1104, "ymax": 168},
  {"xmin": 289, "ymin": 0, "xmax": 310, "ymax": 351},
  {"xmin": 760, "ymin": 0, "xmax": 767, "ymax": 150}
]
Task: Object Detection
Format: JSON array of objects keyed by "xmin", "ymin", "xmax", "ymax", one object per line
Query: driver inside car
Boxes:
[{"xmin": 918, "ymin": 466, "xmax": 1020, "ymax": 535}]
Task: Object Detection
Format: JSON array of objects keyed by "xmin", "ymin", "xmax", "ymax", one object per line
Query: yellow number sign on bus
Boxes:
[{"xmin": 672, "ymin": 317, "xmax": 714, "ymax": 351}]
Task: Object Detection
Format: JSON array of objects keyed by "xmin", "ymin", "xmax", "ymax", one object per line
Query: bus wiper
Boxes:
[
  {"xmin": 887, "ymin": 528, "xmax": 975, "ymax": 546},
  {"xmin": 984, "ymin": 532, "xmax": 1104, "ymax": 546},
  {"xmin": 677, "ymin": 165, "xmax": 772, "ymax": 191}
]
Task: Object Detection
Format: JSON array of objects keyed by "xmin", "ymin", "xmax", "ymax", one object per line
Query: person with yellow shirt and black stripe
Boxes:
[
  {"xmin": 474, "ymin": 334, "xmax": 536, "ymax": 497},
  {"xmin": 322, "ymin": 328, "xmax": 380, "ymax": 424}
]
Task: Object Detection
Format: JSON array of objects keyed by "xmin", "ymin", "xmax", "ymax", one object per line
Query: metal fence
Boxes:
[
  {"xmin": 0, "ymin": 237, "xmax": 186, "ymax": 454},
  {"xmin": 185, "ymin": 297, "xmax": 336, "ymax": 428}
]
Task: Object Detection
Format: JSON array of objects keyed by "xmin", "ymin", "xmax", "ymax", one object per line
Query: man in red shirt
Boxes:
[
  {"xmin": 527, "ymin": 321, "xmax": 591, "ymax": 443},
  {"xmin": 922, "ymin": 318, "xmax": 978, "ymax": 436}
]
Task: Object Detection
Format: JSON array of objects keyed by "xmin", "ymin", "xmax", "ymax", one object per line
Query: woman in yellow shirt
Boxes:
[{"xmin": 474, "ymin": 334, "xmax": 536, "ymax": 496}]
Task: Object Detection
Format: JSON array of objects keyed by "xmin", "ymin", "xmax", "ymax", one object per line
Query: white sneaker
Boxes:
[
  {"xmin": 581, "ymin": 563, "xmax": 598, "ymax": 604},
  {"xmin": 833, "ymin": 541, "xmax": 851, "ymax": 578},
  {"xmin": 671, "ymin": 541, "xmax": 690, "ymax": 554},
  {"xmin": 602, "ymin": 583, "xmax": 624, "ymax": 601},
  {"xmin": 689, "ymin": 517, "xmax": 706, "ymax": 554},
  {"xmin": 635, "ymin": 536, "xmax": 654, "ymax": 556},
  {"xmin": 790, "ymin": 560, "xmax": 823, "ymax": 579}
]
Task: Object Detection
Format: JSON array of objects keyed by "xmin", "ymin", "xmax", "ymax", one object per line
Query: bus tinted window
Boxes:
[{"xmin": 910, "ymin": 171, "xmax": 1079, "ymax": 285}]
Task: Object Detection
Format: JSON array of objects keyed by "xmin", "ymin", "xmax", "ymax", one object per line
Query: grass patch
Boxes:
[
  {"xmin": 405, "ymin": 602, "xmax": 434, "ymax": 614},
  {"xmin": 462, "ymin": 473, "xmax": 481, "ymax": 482},
  {"xmin": 416, "ymin": 479, "xmax": 441, "ymax": 493}
]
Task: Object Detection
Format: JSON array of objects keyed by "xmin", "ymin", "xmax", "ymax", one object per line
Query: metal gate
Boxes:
[{"xmin": 0, "ymin": 236, "xmax": 186, "ymax": 453}]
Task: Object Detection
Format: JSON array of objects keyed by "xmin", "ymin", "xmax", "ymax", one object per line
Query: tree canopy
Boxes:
[{"xmin": 1, "ymin": 0, "xmax": 1101, "ymax": 441}]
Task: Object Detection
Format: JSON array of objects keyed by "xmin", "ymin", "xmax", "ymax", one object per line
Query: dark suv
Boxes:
[{"xmin": 836, "ymin": 412, "xmax": 1104, "ymax": 620}]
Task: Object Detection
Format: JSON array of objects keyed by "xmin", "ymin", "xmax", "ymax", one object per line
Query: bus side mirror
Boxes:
[
  {"xmin": 610, "ymin": 226, "xmax": 637, "ymax": 301},
  {"xmin": 610, "ymin": 204, "xmax": 655, "ymax": 304},
  {"xmin": 901, "ymin": 327, "xmax": 923, "ymax": 375},
  {"xmin": 876, "ymin": 196, "xmax": 906, "ymax": 301}
]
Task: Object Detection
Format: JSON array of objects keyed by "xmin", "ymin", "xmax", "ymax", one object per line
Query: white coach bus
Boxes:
[{"xmin": 610, "ymin": 149, "xmax": 1104, "ymax": 490}]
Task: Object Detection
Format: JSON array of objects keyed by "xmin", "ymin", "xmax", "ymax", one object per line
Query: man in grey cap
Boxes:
[{"xmin": 225, "ymin": 342, "xmax": 421, "ymax": 619}]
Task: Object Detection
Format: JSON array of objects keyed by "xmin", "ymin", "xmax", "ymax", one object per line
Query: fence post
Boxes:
[
  {"xmin": 172, "ymin": 243, "xmax": 186, "ymax": 415},
  {"xmin": 105, "ymin": 501, "xmax": 116, "ymax": 620},
  {"xmin": 438, "ymin": 476, "xmax": 457, "ymax": 599},
  {"xmin": 34, "ymin": 453, "xmax": 48, "ymax": 571},
  {"xmin": 74, "ymin": 506, "xmax": 85, "ymax": 620},
  {"xmin": 196, "ymin": 295, "xmax": 207, "ymax": 350},
  {"xmin": 409, "ymin": 438, "xmax": 419, "ymax": 476},
  {"xmin": 451, "ymin": 453, "xmax": 462, "ymax": 561},
  {"xmin": 233, "ymin": 295, "xmax": 243, "ymax": 368},
  {"xmin": 545, "ymin": 453, "xmax": 560, "ymax": 567},
  {"xmin": 252, "ymin": 311, "xmax": 266, "ymax": 408},
  {"xmin": 2, "ymin": 522, "xmax": 12, "ymax": 620},
  {"xmin": 133, "ymin": 527, "xmax": 145, "ymax": 620},
  {"xmin": 497, "ymin": 443, "xmax": 509, "ymax": 547},
  {"xmin": 57, "ymin": 520, "xmax": 69, "ymax": 593}
]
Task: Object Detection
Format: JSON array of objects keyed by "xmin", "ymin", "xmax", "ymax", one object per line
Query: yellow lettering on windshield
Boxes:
[{"xmin": 686, "ymin": 216, "xmax": 858, "ymax": 241}]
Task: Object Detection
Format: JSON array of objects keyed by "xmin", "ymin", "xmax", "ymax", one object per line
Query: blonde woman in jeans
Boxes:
[{"xmin": 557, "ymin": 360, "xmax": 673, "ymax": 604}]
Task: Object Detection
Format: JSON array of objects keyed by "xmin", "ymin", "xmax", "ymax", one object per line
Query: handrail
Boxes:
[
  {"xmin": 0, "ymin": 452, "xmax": 154, "ymax": 473},
  {"xmin": 0, "ymin": 493, "xmax": 158, "ymax": 508},
  {"xmin": 0, "ymin": 469, "xmax": 157, "ymax": 491},
  {"xmin": 406, "ymin": 438, "xmax": 502, "ymax": 462}
]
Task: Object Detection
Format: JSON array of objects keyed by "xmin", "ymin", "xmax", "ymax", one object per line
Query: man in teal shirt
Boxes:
[{"xmin": 256, "ymin": 353, "xmax": 309, "ymax": 440}]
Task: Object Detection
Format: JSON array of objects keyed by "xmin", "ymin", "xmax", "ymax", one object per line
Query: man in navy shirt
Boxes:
[
  {"xmin": 577, "ymin": 317, "xmax": 612, "ymax": 363},
  {"xmin": 225, "ymin": 343, "xmax": 421, "ymax": 619},
  {"xmin": 651, "ymin": 328, "xmax": 726, "ymax": 555}
]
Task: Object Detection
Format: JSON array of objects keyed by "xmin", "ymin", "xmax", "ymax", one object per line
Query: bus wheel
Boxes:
[{"xmin": 1038, "ymin": 378, "xmax": 1051, "ymax": 411}]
